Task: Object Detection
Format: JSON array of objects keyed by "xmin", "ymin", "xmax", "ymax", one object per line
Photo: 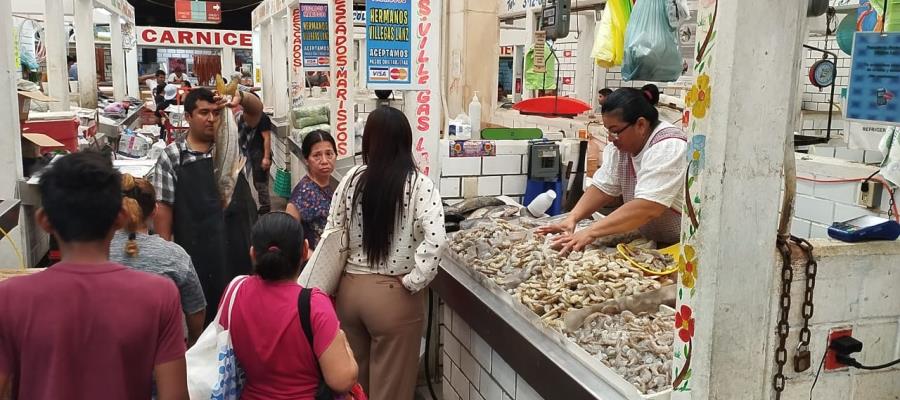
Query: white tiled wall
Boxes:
[{"xmin": 441, "ymin": 304, "xmax": 543, "ymax": 400}]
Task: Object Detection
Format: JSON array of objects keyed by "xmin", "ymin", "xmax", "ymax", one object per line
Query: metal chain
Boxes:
[
  {"xmin": 793, "ymin": 236, "xmax": 818, "ymax": 356},
  {"xmin": 773, "ymin": 237, "xmax": 793, "ymax": 397}
]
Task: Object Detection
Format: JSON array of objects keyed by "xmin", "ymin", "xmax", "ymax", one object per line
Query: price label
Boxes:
[{"xmin": 533, "ymin": 31, "xmax": 547, "ymax": 73}]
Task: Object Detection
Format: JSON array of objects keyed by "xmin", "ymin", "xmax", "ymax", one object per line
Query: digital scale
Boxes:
[{"xmin": 827, "ymin": 215, "xmax": 900, "ymax": 242}]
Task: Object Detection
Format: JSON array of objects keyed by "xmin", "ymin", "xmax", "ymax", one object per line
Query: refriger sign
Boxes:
[
  {"xmin": 365, "ymin": 0, "xmax": 418, "ymax": 89},
  {"xmin": 299, "ymin": 3, "xmax": 330, "ymax": 71}
]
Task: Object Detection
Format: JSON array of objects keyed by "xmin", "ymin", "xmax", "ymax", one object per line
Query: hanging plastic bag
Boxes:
[
  {"xmin": 600, "ymin": 0, "xmax": 633, "ymax": 68},
  {"xmin": 622, "ymin": 0, "xmax": 684, "ymax": 82},
  {"xmin": 524, "ymin": 44, "xmax": 558, "ymax": 90},
  {"xmin": 666, "ymin": 0, "xmax": 691, "ymax": 29},
  {"xmin": 591, "ymin": 6, "xmax": 616, "ymax": 67}
]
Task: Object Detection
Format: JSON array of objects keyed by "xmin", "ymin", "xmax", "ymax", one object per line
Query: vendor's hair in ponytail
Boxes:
[
  {"xmin": 640, "ymin": 84, "xmax": 660, "ymax": 106},
  {"xmin": 251, "ymin": 212, "xmax": 305, "ymax": 281},
  {"xmin": 601, "ymin": 87, "xmax": 661, "ymax": 127},
  {"xmin": 121, "ymin": 174, "xmax": 157, "ymax": 258}
]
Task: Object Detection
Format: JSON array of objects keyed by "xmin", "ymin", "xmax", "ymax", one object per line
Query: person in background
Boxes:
[
  {"xmin": 330, "ymin": 106, "xmax": 447, "ymax": 399},
  {"xmin": 231, "ymin": 90, "xmax": 273, "ymax": 215},
  {"xmin": 139, "ymin": 70, "xmax": 167, "ymax": 99},
  {"xmin": 0, "ymin": 152, "xmax": 188, "ymax": 400},
  {"xmin": 168, "ymin": 68, "xmax": 187, "ymax": 85},
  {"xmin": 179, "ymin": 81, "xmax": 192, "ymax": 104},
  {"xmin": 67, "ymin": 56, "xmax": 77, "ymax": 81},
  {"xmin": 110, "ymin": 173, "xmax": 207, "ymax": 346},
  {"xmin": 232, "ymin": 71, "xmax": 261, "ymax": 93},
  {"xmin": 226, "ymin": 212, "xmax": 358, "ymax": 399},
  {"xmin": 285, "ymin": 130, "xmax": 336, "ymax": 249},
  {"xmin": 539, "ymin": 85, "xmax": 687, "ymax": 250},
  {"xmin": 151, "ymin": 88, "xmax": 257, "ymax": 324},
  {"xmin": 597, "ymin": 88, "xmax": 613, "ymax": 110}
]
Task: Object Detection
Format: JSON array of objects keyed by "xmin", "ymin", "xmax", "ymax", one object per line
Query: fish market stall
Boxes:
[{"xmin": 435, "ymin": 199, "xmax": 678, "ymax": 400}]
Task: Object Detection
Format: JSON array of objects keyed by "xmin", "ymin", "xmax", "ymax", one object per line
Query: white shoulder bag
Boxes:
[{"xmin": 297, "ymin": 166, "xmax": 360, "ymax": 294}]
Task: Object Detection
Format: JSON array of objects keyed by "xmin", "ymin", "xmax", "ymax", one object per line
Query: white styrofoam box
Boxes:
[
  {"xmin": 479, "ymin": 370, "xmax": 505, "ymax": 400},
  {"xmin": 809, "ymin": 223, "xmax": 829, "ymax": 239},
  {"xmin": 482, "ymin": 155, "xmax": 523, "ymax": 175},
  {"xmin": 491, "ymin": 351, "xmax": 516, "ymax": 396},
  {"xmin": 471, "ymin": 332, "xmax": 492, "ymax": 371},
  {"xmin": 833, "ymin": 203, "xmax": 877, "ymax": 222},
  {"xmin": 859, "ymin": 262, "xmax": 900, "ymax": 319},
  {"xmin": 794, "ymin": 194, "xmax": 835, "ymax": 225},
  {"xmin": 444, "ymin": 157, "xmax": 483, "ymax": 176},
  {"xmin": 514, "ymin": 376, "xmax": 543, "ymax": 400},
  {"xmin": 797, "ymin": 177, "xmax": 815, "ymax": 195},
  {"xmin": 791, "ymin": 218, "xmax": 812, "ymax": 238},
  {"xmin": 813, "ymin": 181, "xmax": 858, "ymax": 205},
  {"xmin": 854, "ymin": 321, "xmax": 899, "ymax": 367},
  {"xmin": 444, "ymin": 326, "xmax": 462, "ymax": 365},
  {"xmin": 502, "ymin": 175, "xmax": 528, "ymax": 196},
  {"xmin": 852, "ymin": 370, "xmax": 900, "ymax": 399},
  {"xmin": 470, "ymin": 386, "xmax": 487, "ymax": 400},
  {"xmin": 478, "ymin": 176, "xmax": 502, "ymax": 196},
  {"xmin": 442, "ymin": 178, "xmax": 462, "ymax": 198},
  {"xmin": 462, "ymin": 177, "xmax": 479, "ymax": 198},
  {"xmin": 834, "ymin": 147, "xmax": 865, "ymax": 163},
  {"xmin": 460, "ymin": 350, "xmax": 481, "ymax": 389},
  {"xmin": 452, "ymin": 311, "xmax": 472, "ymax": 349}
]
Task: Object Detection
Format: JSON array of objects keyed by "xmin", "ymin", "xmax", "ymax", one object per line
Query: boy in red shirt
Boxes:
[{"xmin": 0, "ymin": 151, "xmax": 188, "ymax": 400}]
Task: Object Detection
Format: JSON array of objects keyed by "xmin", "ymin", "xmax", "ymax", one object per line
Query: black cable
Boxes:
[
  {"xmin": 809, "ymin": 342, "xmax": 828, "ymax": 400},
  {"xmin": 423, "ymin": 289, "xmax": 439, "ymax": 400},
  {"xmin": 837, "ymin": 353, "xmax": 900, "ymax": 370},
  {"xmin": 881, "ymin": 0, "xmax": 889, "ymax": 34}
]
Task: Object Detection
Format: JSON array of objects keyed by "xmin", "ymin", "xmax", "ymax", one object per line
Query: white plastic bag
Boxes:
[
  {"xmin": 186, "ymin": 276, "xmax": 248, "ymax": 400},
  {"xmin": 622, "ymin": 0, "xmax": 684, "ymax": 82}
]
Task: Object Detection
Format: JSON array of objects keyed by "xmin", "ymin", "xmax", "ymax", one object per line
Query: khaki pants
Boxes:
[{"xmin": 335, "ymin": 273, "xmax": 424, "ymax": 400}]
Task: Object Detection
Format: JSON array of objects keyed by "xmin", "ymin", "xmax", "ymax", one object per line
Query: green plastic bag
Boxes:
[
  {"xmin": 622, "ymin": 0, "xmax": 683, "ymax": 82},
  {"xmin": 524, "ymin": 44, "xmax": 557, "ymax": 90}
]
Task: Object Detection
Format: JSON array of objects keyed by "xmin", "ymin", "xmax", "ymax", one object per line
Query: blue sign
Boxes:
[
  {"xmin": 365, "ymin": 0, "xmax": 413, "ymax": 87},
  {"xmin": 847, "ymin": 32, "xmax": 900, "ymax": 124},
  {"xmin": 300, "ymin": 3, "xmax": 330, "ymax": 71}
]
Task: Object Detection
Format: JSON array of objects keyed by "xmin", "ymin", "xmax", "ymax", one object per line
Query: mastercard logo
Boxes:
[{"xmin": 390, "ymin": 68, "xmax": 408, "ymax": 81}]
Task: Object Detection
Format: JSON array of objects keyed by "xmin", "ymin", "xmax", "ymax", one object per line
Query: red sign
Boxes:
[
  {"xmin": 292, "ymin": 7, "xmax": 302, "ymax": 70},
  {"xmin": 415, "ymin": 0, "xmax": 435, "ymax": 176},
  {"xmin": 174, "ymin": 0, "xmax": 221, "ymax": 24},
  {"xmin": 138, "ymin": 27, "xmax": 252, "ymax": 49},
  {"xmin": 563, "ymin": 50, "xmax": 572, "ymax": 58},
  {"xmin": 562, "ymin": 77, "xmax": 572, "ymax": 85},
  {"xmin": 500, "ymin": 46, "xmax": 514, "ymax": 56}
]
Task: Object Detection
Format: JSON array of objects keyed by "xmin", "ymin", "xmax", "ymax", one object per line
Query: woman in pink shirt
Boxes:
[{"xmin": 225, "ymin": 212, "xmax": 358, "ymax": 399}]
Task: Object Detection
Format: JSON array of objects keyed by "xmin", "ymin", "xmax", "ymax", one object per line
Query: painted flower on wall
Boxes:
[
  {"xmin": 677, "ymin": 244, "xmax": 697, "ymax": 289},
  {"xmin": 675, "ymin": 305, "xmax": 695, "ymax": 343},
  {"xmin": 685, "ymin": 74, "xmax": 712, "ymax": 119}
]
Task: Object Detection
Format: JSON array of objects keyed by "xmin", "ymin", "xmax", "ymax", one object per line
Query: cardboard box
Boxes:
[
  {"xmin": 22, "ymin": 133, "xmax": 65, "ymax": 158},
  {"xmin": 17, "ymin": 91, "xmax": 57, "ymax": 123}
]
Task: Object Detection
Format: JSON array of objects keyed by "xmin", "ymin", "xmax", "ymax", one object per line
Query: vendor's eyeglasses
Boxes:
[{"xmin": 607, "ymin": 122, "xmax": 634, "ymax": 140}]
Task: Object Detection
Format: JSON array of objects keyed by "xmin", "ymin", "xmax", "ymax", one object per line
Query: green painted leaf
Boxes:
[
  {"xmin": 686, "ymin": 368, "xmax": 693, "ymax": 380},
  {"xmin": 691, "ymin": 287, "xmax": 697, "ymax": 297},
  {"xmin": 683, "ymin": 344, "xmax": 689, "ymax": 356},
  {"xmin": 679, "ymin": 288, "xmax": 684, "ymax": 299},
  {"xmin": 675, "ymin": 351, "xmax": 682, "ymax": 358}
]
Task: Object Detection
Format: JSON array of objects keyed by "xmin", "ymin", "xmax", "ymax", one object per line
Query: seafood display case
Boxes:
[{"xmin": 435, "ymin": 207, "xmax": 676, "ymax": 399}]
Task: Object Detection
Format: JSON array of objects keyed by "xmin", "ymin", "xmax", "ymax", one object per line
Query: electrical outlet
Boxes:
[
  {"xmin": 858, "ymin": 181, "xmax": 883, "ymax": 208},
  {"xmin": 825, "ymin": 327, "xmax": 853, "ymax": 371}
]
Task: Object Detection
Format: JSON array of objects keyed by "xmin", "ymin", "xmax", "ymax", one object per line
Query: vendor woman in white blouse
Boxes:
[
  {"xmin": 327, "ymin": 106, "xmax": 447, "ymax": 400},
  {"xmin": 540, "ymin": 86, "xmax": 687, "ymax": 251}
]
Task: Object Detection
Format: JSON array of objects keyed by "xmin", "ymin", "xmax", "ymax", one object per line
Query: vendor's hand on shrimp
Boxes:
[
  {"xmin": 551, "ymin": 228, "xmax": 597, "ymax": 255},
  {"xmin": 535, "ymin": 218, "xmax": 576, "ymax": 236}
]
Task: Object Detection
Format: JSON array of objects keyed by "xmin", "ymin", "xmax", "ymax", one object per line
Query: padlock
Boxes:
[{"xmin": 794, "ymin": 344, "xmax": 811, "ymax": 372}]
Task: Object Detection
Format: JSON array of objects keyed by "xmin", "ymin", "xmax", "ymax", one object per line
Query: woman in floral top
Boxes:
[{"xmin": 286, "ymin": 130, "xmax": 337, "ymax": 249}]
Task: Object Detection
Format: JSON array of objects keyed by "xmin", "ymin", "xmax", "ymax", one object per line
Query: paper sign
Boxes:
[
  {"xmin": 300, "ymin": 3, "xmax": 330, "ymax": 71},
  {"xmin": 366, "ymin": 0, "xmax": 415, "ymax": 88},
  {"xmin": 846, "ymin": 32, "xmax": 900, "ymax": 124}
]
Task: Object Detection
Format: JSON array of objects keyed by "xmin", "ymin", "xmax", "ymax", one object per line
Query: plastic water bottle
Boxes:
[
  {"xmin": 526, "ymin": 190, "xmax": 557, "ymax": 217},
  {"xmin": 468, "ymin": 91, "xmax": 482, "ymax": 139}
]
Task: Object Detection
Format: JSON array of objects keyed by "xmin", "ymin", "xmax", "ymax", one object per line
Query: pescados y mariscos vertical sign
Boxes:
[
  {"xmin": 365, "ymin": 0, "xmax": 417, "ymax": 88},
  {"xmin": 300, "ymin": 2, "xmax": 330, "ymax": 71}
]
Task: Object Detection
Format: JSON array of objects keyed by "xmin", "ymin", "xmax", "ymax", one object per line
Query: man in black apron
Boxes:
[{"xmin": 150, "ymin": 88, "xmax": 256, "ymax": 324}]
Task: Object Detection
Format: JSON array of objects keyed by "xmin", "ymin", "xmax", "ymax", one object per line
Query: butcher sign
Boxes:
[{"xmin": 138, "ymin": 27, "xmax": 252, "ymax": 49}]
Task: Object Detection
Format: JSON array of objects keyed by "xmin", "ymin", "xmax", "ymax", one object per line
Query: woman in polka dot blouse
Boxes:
[{"xmin": 327, "ymin": 106, "xmax": 447, "ymax": 400}]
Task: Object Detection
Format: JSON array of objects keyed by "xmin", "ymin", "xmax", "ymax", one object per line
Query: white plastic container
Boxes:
[
  {"xmin": 526, "ymin": 189, "xmax": 557, "ymax": 217},
  {"xmin": 468, "ymin": 91, "xmax": 482, "ymax": 139}
]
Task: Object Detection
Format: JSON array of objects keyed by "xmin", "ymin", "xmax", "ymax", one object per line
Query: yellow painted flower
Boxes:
[
  {"xmin": 685, "ymin": 74, "xmax": 711, "ymax": 120},
  {"xmin": 677, "ymin": 245, "xmax": 698, "ymax": 289},
  {"xmin": 692, "ymin": 150, "xmax": 701, "ymax": 161}
]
